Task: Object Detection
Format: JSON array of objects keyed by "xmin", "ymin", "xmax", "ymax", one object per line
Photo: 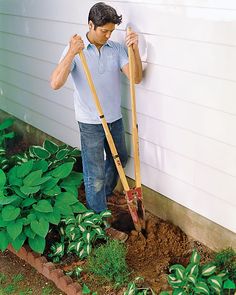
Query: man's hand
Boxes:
[
  {"xmin": 69, "ymin": 34, "xmax": 85, "ymax": 56},
  {"xmin": 126, "ymin": 30, "xmax": 139, "ymax": 50}
]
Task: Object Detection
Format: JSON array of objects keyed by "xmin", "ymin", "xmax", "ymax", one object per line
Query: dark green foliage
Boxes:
[
  {"xmin": 213, "ymin": 248, "xmax": 236, "ymax": 282},
  {"xmin": 0, "ymin": 138, "xmax": 84, "ymax": 254},
  {"xmin": 0, "ymin": 118, "xmax": 15, "ymax": 171},
  {"xmin": 87, "ymin": 240, "xmax": 130, "ymax": 287},
  {"xmin": 160, "ymin": 249, "xmax": 236, "ymax": 295},
  {"xmin": 49, "ymin": 210, "xmax": 111, "ymax": 261}
]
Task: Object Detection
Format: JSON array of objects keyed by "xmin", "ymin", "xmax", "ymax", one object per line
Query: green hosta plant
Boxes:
[
  {"xmin": 65, "ymin": 266, "xmax": 83, "ymax": 278},
  {"xmin": 0, "ymin": 156, "xmax": 84, "ymax": 254},
  {"xmin": 124, "ymin": 277, "xmax": 156, "ymax": 295},
  {"xmin": 14, "ymin": 139, "xmax": 81, "ymax": 170},
  {"xmin": 0, "ymin": 118, "xmax": 15, "ymax": 147},
  {"xmin": 160, "ymin": 249, "xmax": 236, "ymax": 295},
  {"xmin": 0, "ymin": 118, "xmax": 15, "ymax": 171},
  {"xmin": 49, "ymin": 210, "xmax": 111, "ymax": 261}
]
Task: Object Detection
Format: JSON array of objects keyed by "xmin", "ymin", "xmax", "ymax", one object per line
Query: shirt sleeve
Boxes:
[
  {"xmin": 118, "ymin": 43, "xmax": 128, "ymax": 69},
  {"xmin": 59, "ymin": 45, "xmax": 76, "ymax": 72}
]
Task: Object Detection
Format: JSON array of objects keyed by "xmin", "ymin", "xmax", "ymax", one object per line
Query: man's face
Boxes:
[{"xmin": 89, "ymin": 22, "xmax": 115, "ymax": 46}]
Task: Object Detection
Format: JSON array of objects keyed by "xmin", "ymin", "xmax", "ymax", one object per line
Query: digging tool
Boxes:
[{"xmin": 78, "ymin": 27, "xmax": 145, "ymax": 232}]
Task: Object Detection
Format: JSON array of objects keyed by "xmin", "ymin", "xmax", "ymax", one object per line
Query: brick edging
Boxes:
[{"xmin": 7, "ymin": 245, "xmax": 82, "ymax": 295}]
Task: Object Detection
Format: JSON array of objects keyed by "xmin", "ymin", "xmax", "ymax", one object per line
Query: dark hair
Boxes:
[{"xmin": 88, "ymin": 2, "xmax": 122, "ymax": 29}]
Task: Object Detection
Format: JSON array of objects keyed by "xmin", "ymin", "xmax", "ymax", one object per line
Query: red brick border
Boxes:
[{"xmin": 7, "ymin": 245, "xmax": 82, "ymax": 295}]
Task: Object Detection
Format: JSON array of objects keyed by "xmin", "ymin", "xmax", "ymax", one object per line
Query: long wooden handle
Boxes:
[
  {"xmin": 78, "ymin": 51, "xmax": 130, "ymax": 192},
  {"xmin": 127, "ymin": 27, "xmax": 141, "ymax": 188}
]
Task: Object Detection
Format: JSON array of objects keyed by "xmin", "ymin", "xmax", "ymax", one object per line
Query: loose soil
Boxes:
[{"xmin": 53, "ymin": 188, "xmax": 214, "ymax": 295}]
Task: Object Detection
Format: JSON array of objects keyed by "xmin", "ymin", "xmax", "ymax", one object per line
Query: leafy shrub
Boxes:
[
  {"xmin": 0, "ymin": 155, "xmax": 84, "ymax": 253},
  {"xmin": 49, "ymin": 210, "xmax": 111, "ymax": 261},
  {"xmin": 14, "ymin": 139, "xmax": 81, "ymax": 171},
  {"xmin": 0, "ymin": 118, "xmax": 15, "ymax": 171},
  {"xmin": 160, "ymin": 249, "xmax": 236, "ymax": 295},
  {"xmin": 87, "ymin": 240, "xmax": 130, "ymax": 287},
  {"xmin": 0, "ymin": 118, "xmax": 15, "ymax": 147},
  {"xmin": 213, "ymin": 247, "xmax": 236, "ymax": 282}
]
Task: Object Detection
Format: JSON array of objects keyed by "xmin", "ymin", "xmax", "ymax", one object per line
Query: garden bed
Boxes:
[{"xmin": 1, "ymin": 118, "xmax": 235, "ymax": 295}]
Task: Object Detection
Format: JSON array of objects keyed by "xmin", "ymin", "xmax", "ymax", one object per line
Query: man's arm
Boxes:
[
  {"xmin": 122, "ymin": 30, "xmax": 143, "ymax": 84},
  {"xmin": 50, "ymin": 34, "xmax": 84, "ymax": 90}
]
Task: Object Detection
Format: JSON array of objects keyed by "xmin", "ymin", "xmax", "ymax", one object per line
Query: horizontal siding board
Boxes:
[
  {"xmin": 126, "ymin": 159, "xmax": 236, "ymax": 233},
  {"xmin": 0, "ymin": 82, "xmax": 77, "ymax": 132},
  {"xmin": 0, "ymin": 62, "xmax": 74, "ymax": 110},
  {"xmin": 1, "ymin": 1, "xmax": 236, "ymax": 46},
  {"xmin": 1, "ymin": 97, "xmax": 80, "ymax": 147},
  {"xmin": 2, "ymin": 16, "xmax": 236, "ymax": 81}
]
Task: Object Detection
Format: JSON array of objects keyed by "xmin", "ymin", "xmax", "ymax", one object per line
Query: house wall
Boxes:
[{"xmin": 0, "ymin": 0, "xmax": 236, "ymax": 243}]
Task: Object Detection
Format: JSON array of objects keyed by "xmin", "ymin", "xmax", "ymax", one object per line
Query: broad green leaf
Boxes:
[
  {"xmin": 56, "ymin": 149, "xmax": 69, "ymax": 160},
  {"xmin": 20, "ymin": 185, "xmax": 41, "ymax": 195},
  {"xmin": 55, "ymin": 192, "xmax": 78, "ymax": 205},
  {"xmin": 21, "ymin": 198, "xmax": 37, "ymax": 207},
  {"xmin": 41, "ymin": 177, "xmax": 59, "ymax": 190},
  {"xmin": 0, "ymin": 230, "xmax": 9, "ymax": 251},
  {"xmin": 194, "ymin": 282, "xmax": 210, "ymax": 294},
  {"xmin": 46, "ymin": 211, "xmax": 61, "ymax": 225},
  {"xmin": 28, "ymin": 235, "xmax": 46, "ymax": 253},
  {"xmin": 201, "ymin": 264, "xmax": 216, "ymax": 276},
  {"xmin": 69, "ymin": 148, "xmax": 81, "ymax": 156},
  {"xmin": 100, "ymin": 211, "xmax": 112, "ymax": 218},
  {"xmin": 7, "ymin": 220, "xmax": 23, "ymax": 240},
  {"xmin": 223, "ymin": 279, "xmax": 236, "ymax": 289},
  {"xmin": 2, "ymin": 205, "xmax": 20, "ymax": 221},
  {"xmin": 0, "ymin": 118, "xmax": 14, "ymax": 130},
  {"xmin": 23, "ymin": 170, "xmax": 42, "ymax": 186},
  {"xmin": 43, "ymin": 139, "xmax": 59, "ymax": 154},
  {"xmin": 170, "ymin": 264, "xmax": 185, "ymax": 280},
  {"xmin": 190, "ymin": 249, "xmax": 201, "ymax": 264},
  {"xmin": 0, "ymin": 169, "xmax": 6, "ymax": 188},
  {"xmin": 185, "ymin": 263, "xmax": 199, "ymax": 277},
  {"xmin": 71, "ymin": 202, "xmax": 87, "ymax": 213},
  {"xmin": 82, "ymin": 284, "xmax": 91, "ymax": 295},
  {"xmin": 61, "ymin": 171, "xmax": 83, "ymax": 186},
  {"xmin": 33, "ymin": 200, "xmax": 53, "ymax": 213},
  {"xmin": 61, "ymin": 185, "xmax": 78, "ymax": 197},
  {"xmin": 11, "ymin": 186, "xmax": 27, "ymax": 198},
  {"xmin": 54, "ymin": 203, "xmax": 73, "ymax": 215},
  {"xmin": 51, "ymin": 162, "xmax": 73, "ymax": 179},
  {"xmin": 24, "ymin": 226, "xmax": 36, "ymax": 238},
  {"xmin": 173, "ymin": 290, "xmax": 187, "ymax": 295},
  {"xmin": 0, "ymin": 195, "xmax": 19, "ymax": 205},
  {"xmin": 30, "ymin": 218, "xmax": 49, "ymax": 238},
  {"xmin": 3, "ymin": 131, "xmax": 15, "ymax": 139},
  {"xmin": 32, "ymin": 160, "xmax": 48, "ymax": 172},
  {"xmin": 43, "ymin": 185, "xmax": 61, "ymax": 196},
  {"xmin": 16, "ymin": 160, "xmax": 34, "ymax": 178},
  {"xmin": 31, "ymin": 146, "xmax": 50, "ymax": 159},
  {"xmin": 11, "ymin": 232, "xmax": 26, "ymax": 251}
]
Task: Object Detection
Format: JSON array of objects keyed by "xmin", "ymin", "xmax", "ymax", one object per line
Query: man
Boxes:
[{"xmin": 50, "ymin": 2, "xmax": 142, "ymax": 241}]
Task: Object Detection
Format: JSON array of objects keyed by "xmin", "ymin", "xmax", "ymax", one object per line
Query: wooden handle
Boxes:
[{"xmin": 127, "ymin": 27, "xmax": 142, "ymax": 188}]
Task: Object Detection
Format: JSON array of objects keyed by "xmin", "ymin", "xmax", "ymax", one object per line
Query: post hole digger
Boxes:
[{"xmin": 78, "ymin": 28, "xmax": 145, "ymax": 233}]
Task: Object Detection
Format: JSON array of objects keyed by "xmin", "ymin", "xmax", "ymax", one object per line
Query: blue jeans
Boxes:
[{"xmin": 78, "ymin": 118, "xmax": 128, "ymax": 213}]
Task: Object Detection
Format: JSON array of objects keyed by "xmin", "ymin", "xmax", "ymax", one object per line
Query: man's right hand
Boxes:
[{"xmin": 69, "ymin": 34, "xmax": 85, "ymax": 56}]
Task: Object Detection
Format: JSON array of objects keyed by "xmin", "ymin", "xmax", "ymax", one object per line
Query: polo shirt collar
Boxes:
[{"xmin": 84, "ymin": 33, "xmax": 113, "ymax": 49}]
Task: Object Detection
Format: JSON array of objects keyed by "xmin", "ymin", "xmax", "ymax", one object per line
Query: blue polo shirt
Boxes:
[{"xmin": 60, "ymin": 34, "xmax": 128, "ymax": 124}]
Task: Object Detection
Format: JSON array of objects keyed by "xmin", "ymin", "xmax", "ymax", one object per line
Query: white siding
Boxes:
[{"xmin": 0, "ymin": 0, "xmax": 236, "ymax": 233}]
